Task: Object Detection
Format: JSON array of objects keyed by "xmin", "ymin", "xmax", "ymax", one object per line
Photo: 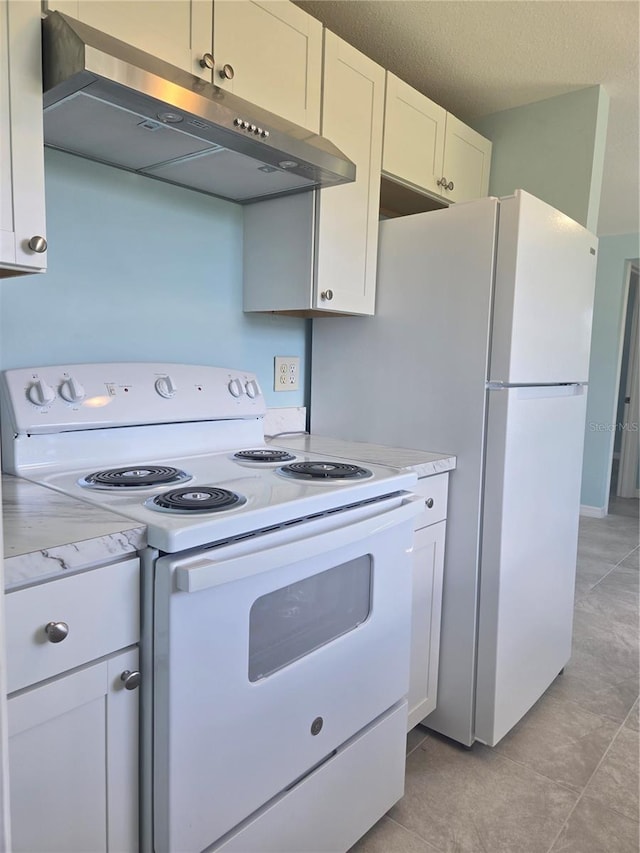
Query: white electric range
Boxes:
[{"xmin": 0, "ymin": 362, "xmax": 421, "ymax": 853}]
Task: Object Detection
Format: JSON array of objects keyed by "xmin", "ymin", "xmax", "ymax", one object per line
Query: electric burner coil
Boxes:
[
  {"xmin": 234, "ymin": 449, "xmax": 296, "ymax": 463},
  {"xmin": 278, "ymin": 461, "xmax": 373, "ymax": 481},
  {"xmin": 79, "ymin": 465, "xmax": 192, "ymax": 490},
  {"xmin": 146, "ymin": 486, "xmax": 247, "ymax": 514}
]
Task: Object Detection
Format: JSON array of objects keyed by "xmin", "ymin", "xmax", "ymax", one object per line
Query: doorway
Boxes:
[{"xmin": 609, "ymin": 262, "xmax": 639, "ymax": 515}]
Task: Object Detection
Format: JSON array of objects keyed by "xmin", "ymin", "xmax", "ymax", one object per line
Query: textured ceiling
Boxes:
[{"xmin": 295, "ymin": 0, "xmax": 639, "ymax": 237}]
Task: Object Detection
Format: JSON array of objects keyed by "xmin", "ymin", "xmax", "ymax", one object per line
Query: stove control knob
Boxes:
[
  {"xmin": 59, "ymin": 376, "xmax": 86, "ymax": 404},
  {"xmin": 27, "ymin": 378, "xmax": 55, "ymax": 407},
  {"xmin": 228, "ymin": 378, "xmax": 244, "ymax": 398},
  {"xmin": 155, "ymin": 375, "xmax": 177, "ymax": 399},
  {"xmin": 245, "ymin": 379, "xmax": 261, "ymax": 399}
]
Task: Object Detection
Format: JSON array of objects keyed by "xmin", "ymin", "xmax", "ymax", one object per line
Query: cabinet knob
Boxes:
[
  {"xmin": 28, "ymin": 235, "xmax": 47, "ymax": 253},
  {"xmin": 425, "ymin": 498, "xmax": 434, "ymax": 508},
  {"xmin": 120, "ymin": 670, "xmax": 141, "ymax": 691},
  {"xmin": 320, "ymin": 289, "xmax": 334, "ymax": 301},
  {"xmin": 436, "ymin": 178, "xmax": 454, "ymax": 192},
  {"xmin": 219, "ymin": 63, "xmax": 235, "ymax": 80},
  {"xmin": 45, "ymin": 621, "xmax": 69, "ymax": 643},
  {"xmin": 199, "ymin": 53, "xmax": 215, "ymax": 70}
]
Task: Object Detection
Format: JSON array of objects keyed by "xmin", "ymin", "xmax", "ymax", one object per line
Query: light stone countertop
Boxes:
[
  {"xmin": 2, "ymin": 474, "xmax": 146, "ymax": 591},
  {"xmin": 271, "ymin": 435, "xmax": 456, "ymax": 478}
]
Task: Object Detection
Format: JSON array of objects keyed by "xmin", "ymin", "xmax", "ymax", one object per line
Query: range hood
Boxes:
[{"xmin": 41, "ymin": 11, "xmax": 356, "ymax": 204}]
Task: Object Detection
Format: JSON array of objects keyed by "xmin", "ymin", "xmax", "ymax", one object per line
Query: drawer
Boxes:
[
  {"xmin": 413, "ymin": 473, "xmax": 449, "ymax": 529},
  {"xmin": 5, "ymin": 558, "xmax": 140, "ymax": 693},
  {"xmin": 214, "ymin": 701, "xmax": 407, "ymax": 852}
]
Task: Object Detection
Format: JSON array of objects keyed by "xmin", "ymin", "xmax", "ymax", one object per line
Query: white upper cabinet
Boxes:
[
  {"xmin": 314, "ymin": 31, "xmax": 385, "ymax": 314},
  {"xmin": 45, "ymin": 1, "xmax": 215, "ymax": 81},
  {"xmin": 243, "ymin": 30, "xmax": 385, "ymax": 316},
  {"xmin": 383, "ymin": 72, "xmax": 446, "ymax": 198},
  {"xmin": 0, "ymin": 0, "xmax": 47, "ymax": 276},
  {"xmin": 441, "ymin": 113, "xmax": 492, "ymax": 203},
  {"xmin": 383, "ymin": 71, "xmax": 492, "ymax": 205},
  {"xmin": 213, "ymin": 0, "xmax": 322, "ymax": 132},
  {"xmin": 46, "ymin": 1, "xmax": 322, "ymax": 129}
]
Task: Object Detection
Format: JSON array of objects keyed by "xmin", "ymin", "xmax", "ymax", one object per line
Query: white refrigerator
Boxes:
[{"xmin": 309, "ymin": 190, "xmax": 598, "ymax": 747}]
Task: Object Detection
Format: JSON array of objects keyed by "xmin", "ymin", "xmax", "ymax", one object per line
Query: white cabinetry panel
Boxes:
[
  {"xmin": 8, "ymin": 647, "xmax": 139, "ymax": 853},
  {"xmin": 45, "ymin": 1, "xmax": 214, "ymax": 80},
  {"xmin": 213, "ymin": 0, "xmax": 322, "ymax": 132},
  {"xmin": 243, "ymin": 29, "xmax": 384, "ymax": 316},
  {"xmin": 409, "ymin": 520, "xmax": 446, "ymax": 730},
  {"xmin": 442, "ymin": 113, "xmax": 492, "ymax": 203},
  {"xmin": 383, "ymin": 72, "xmax": 446, "ymax": 197},
  {"xmin": 382, "ymin": 71, "xmax": 491, "ymax": 206},
  {"xmin": 314, "ymin": 31, "xmax": 384, "ymax": 315},
  {"xmin": 408, "ymin": 474, "xmax": 448, "ymax": 731},
  {"xmin": 5, "ymin": 557, "xmax": 139, "ymax": 693},
  {"xmin": 0, "ymin": 0, "xmax": 47, "ymax": 276}
]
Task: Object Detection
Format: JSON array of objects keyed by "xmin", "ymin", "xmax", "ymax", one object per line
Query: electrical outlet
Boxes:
[{"xmin": 274, "ymin": 356, "xmax": 300, "ymax": 391}]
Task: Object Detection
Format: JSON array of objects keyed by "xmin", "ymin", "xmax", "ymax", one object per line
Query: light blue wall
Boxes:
[
  {"xmin": 581, "ymin": 234, "xmax": 640, "ymax": 510},
  {"xmin": 613, "ymin": 270, "xmax": 638, "ymax": 453},
  {"xmin": 474, "ymin": 86, "xmax": 609, "ymax": 232},
  {"xmin": 0, "ymin": 149, "xmax": 307, "ymax": 407}
]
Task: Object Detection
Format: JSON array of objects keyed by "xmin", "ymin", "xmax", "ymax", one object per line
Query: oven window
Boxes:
[{"xmin": 248, "ymin": 556, "xmax": 372, "ymax": 682}]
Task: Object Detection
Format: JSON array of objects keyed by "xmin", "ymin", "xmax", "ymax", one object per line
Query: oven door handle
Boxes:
[{"xmin": 174, "ymin": 494, "xmax": 423, "ymax": 593}]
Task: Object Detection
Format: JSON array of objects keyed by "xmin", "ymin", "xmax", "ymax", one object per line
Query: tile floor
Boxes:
[{"xmin": 351, "ymin": 497, "xmax": 639, "ymax": 853}]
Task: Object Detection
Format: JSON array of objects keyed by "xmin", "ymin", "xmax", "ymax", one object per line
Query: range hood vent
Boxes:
[{"xmin": 41, "ymin": 12, "xmax": 356, "ymax": 204}]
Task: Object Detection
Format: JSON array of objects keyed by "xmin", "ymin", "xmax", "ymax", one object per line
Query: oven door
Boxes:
[{"xmin": 153, "ymin": 492, "xmax": 421, "ymax": 853}]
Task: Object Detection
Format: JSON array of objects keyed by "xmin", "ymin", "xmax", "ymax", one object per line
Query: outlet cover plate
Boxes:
[{"xmin": 274, "ymin": 356, "xmax": 300, "ymax": 391}]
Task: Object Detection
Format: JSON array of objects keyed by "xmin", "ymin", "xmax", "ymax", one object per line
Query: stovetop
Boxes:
[
  {"xmin": 0, "ymin": 362, "xmax": 416, "ymax": 552},
  {"xmin": 29, "ymin": 446, "xmax": 416, "ymax": 552}
]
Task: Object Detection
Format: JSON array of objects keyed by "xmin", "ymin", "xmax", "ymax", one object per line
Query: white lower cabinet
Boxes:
[
  {"xmin": 8, "ymin": 648, "xmax": 139, "ymax": 853},
  {"xmin": 408, "ymin": 475, "xmax": 448, "ymax": 732},
  {"xmin": 5, "ymin": 558, "xmax": 140, "ymax": 852}
]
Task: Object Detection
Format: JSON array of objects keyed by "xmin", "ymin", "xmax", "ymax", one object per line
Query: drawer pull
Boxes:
[
  {"xmin": 120, "ymin": 670, "xmax": 141, "ymax": 691},
  {"xmin": 425, "ymin": 498, "xmax": 434, "ymax": 508},
  {"xmin": 44, "ymin": 621, "xmax": 69, "ymax": 643}
]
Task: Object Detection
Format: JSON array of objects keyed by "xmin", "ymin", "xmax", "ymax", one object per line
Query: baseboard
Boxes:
[{"xmin": 580, "ymin": 504, "xmax": 607, "ymax": 518}]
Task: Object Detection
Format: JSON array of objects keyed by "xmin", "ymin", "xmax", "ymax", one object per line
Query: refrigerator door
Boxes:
[
  {"xmin": 312, "ymin": 196, "xmax": 499, "ymax": 746},
  {"xmin": 490, "ymin": 190, "xmax": 598, "ymax": 384},
  {"xmin": 475, "ymin": 383, "xmax": 587, "ymax": 746}
]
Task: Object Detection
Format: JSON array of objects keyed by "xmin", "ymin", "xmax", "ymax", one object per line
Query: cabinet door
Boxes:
[
  {"xmin": 45, "ymin": 1, "xmax": 214, "ymax": 81},
  {"xmin": 441, "ymin": 113, "xmax": 492, "ymax": 203},
  {"xmin": 408, "ymin": 520, "xmax": 446, "ymax": 731},
  {"xmin": 382, "ymin": 72, "xmax": 446, "ymax": 197},
  {"xmin": 8, "ymin": 648, "xmax": 139, "ymax": 853},
  {"xmin": 0, "ymin": 0, "xmax": 47, "ymax": 276},
  {"xmin": 213, "ymin": 0, "xmax": 321, "ymax": 132},
  {"xmin": 315, "ymin": 31, "xmax": 385, "ymax": 316}
]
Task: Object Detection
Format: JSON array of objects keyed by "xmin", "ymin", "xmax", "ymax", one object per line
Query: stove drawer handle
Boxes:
[{"xmin": 175, "ymin": 495, "xmax": 423, "ymax": 593}]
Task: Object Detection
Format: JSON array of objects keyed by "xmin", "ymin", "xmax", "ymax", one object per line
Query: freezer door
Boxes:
[
  {"xmin": 475, "ymin": 384, "xmax": 587, "ymax": 746},
  {"xmin": 490, "ymin": 190, "xmax": 598, "ymax": 384}
]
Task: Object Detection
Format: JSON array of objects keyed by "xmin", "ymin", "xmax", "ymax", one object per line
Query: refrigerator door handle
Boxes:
[
  {"xmin": 487, "ymin": 383, "xmax": 586, "ymax": 400},
  {"xmin": 486, "ymin": 381, "xmax": 587, "ymax": 391}
]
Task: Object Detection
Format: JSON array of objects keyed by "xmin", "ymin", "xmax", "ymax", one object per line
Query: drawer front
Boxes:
[
  {"xmin": 5, "ymin": 558, "xmax": 139, "ymax": 693},
  {"xmin": 413, "ymin": 473, "xmax": 449, "ymax": 529},
  {"xmin": 215, "ymin": 701, "xmax": 407, "ymax": 852}
]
